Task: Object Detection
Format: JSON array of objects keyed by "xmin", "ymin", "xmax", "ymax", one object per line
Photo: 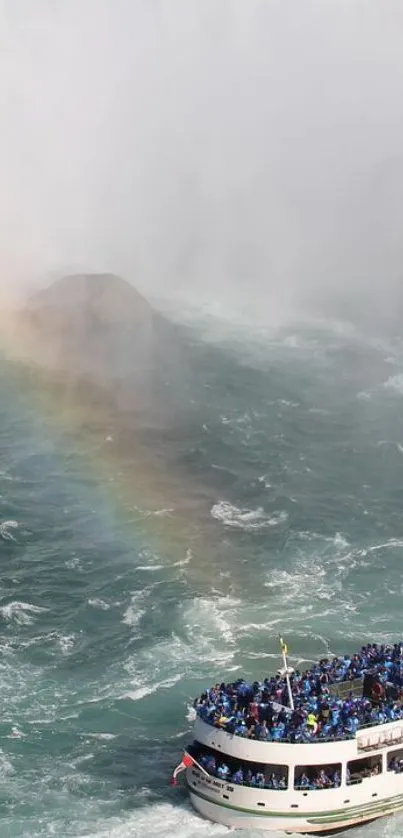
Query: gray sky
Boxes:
[{"xmin": 1, "ymin": 0, "xmax": 403, "ymax": 321}]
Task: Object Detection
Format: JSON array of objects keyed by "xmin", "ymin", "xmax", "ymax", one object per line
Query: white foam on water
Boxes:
[
  {"xmin": 131, "ymin": 504, "xmax": 175, "ymax": 520},
  {"xmin": 365, "ymin": 539, "xmax": 403, "ymax": 553},
  {"xmin": 237, "ymin": 618, "xmax": 289, "ymax": 637},
  {"xmin": 186, "ymin": 704, "xmax": 197, "ymax": 722},
  {"xmin": 0, "ymin": 601, "xmax": 48, "ymax": 625},
  {"xmin": 0, "ymin": 519, "xmax": 19, "ymax": 540},
  {"xmin": 121, "ymin": 683, "xmax": 152, "ymax": 702},
  {"xmin": 296, "ymin": 529, "xmax": 350, "ymax": 548},
  {"xmin": 7, "ymin": 725, "xmax": 26, "ymax": 738},
  {"xmin": 257, "ymin": 474, "xmax": 271, "ymax": 489},
  {"xmin": 58, "ymin": 634, "xmax": 76, "ymax": 654},
  {"xmin": 122, "ymin": 604, "xmax": 146, "ymax": 627},
  {"xmin": 121, "ymin": 673, "xmax": 182, "ymax": 702},
  {"xmin": 121, "ymin": 595, "xmax": 242, "ymax": 703},
  {"xmin": 122, "ymin": 586, "xmax": 157, "ymax": 627},
  {"xmin": 333, "ymin": 532, "xmax": 350, "ymax": 549},
  {"xmin": 211, "ymin": 501, "xmax": 287, "ymax": 531},
  {"xmin": 265, "ymin": 568, "xmax": 328, "ymax": 602},
  {"xmin": 46, "ymin": 780, "xmax": 403, "ymax": 838},
  {"xmin": 65, "ymin": 555, "xmax": 83, "ymax": 570},
  {"xmin": 0, "ymin": 748, "xmax": 15, "ymax": 777},
  {"xmin": 183, "ymin": 595, "xmax": 240, "ymax": 649},
  {"xmin": 172, "ymin": 548, "xmax": 192, "ymax": 568},
  {"xmin": 151, "ymin": 507, "xmax": 175, "ymax": 517},
  {"xmin": 76, "ymin": 802, "xmax": 237, "ymax": 838},
  {"xmin": 255, "ymin": 530, "xmax": 367, "ymax": 640},
  {"xmin": 88, "ymin": 598, "xmax": 110, "ymax": 610}
]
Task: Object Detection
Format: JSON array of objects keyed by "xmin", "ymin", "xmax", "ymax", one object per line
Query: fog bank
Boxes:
[{"xmin": 1, "ymin": 1, "xmax": 403, "ymax": 323}]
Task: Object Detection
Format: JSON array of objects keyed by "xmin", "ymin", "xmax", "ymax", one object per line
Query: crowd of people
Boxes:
[
  {"xmin": 295, "ymin": 767, "xmax": 341, "ymax": 789},
  {"xmin": 388, "ymin": 755, "xmax": 403, "ymax": 773},
  {"xmin": 196, "ymin": 751, "xmax": 288, "ymax": 789},
  {"xmin": 194, "ymin": 642, "xmax": 403, "ymax": 743},
  {"xmin": 195, "ymin": 750, "xmax": 344, "ymax": 790}
]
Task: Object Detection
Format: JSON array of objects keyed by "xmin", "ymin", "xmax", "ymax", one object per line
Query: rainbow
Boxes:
[{"xmin": 0, "ymin": 305, "xmax": 220, "ymax": 572}]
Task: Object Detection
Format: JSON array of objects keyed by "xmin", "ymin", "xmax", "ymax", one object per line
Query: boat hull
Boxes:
[
  {"xmin": 188, "ymin": 785, "xmax": 403, "ymax": 833},
  {"xmin": 185, "ymin": 716, "xmax": 403, "ymax": 832}
]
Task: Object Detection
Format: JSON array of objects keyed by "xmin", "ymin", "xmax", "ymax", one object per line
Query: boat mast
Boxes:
[{"xmin": 279, "ymin": 635, "xmax": 294, "ymax": 711}]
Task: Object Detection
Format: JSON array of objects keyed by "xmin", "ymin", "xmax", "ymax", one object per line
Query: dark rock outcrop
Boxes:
[
  {"xmin": 21, "ymin": 273, "xmax": 158, "ymax": 377},
  {"xmin": 13, "ymin": 272, "xmax": 189, "ymax": 425}
]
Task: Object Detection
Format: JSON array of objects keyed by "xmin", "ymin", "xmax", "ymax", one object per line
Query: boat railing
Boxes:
[
  {"xmin": 197, "ymin": 714, "xmax": 354, "ymax": 743},
  {"xmin": 355, "ymin": 718, "xmax": 403, "ymax": 732},
  {"xmin": 197, "ymin": 711, "xmax": 403, "ymax": 745},
  {"xmin": 355, "ymin": 720, "xmax": 403, "ymax": 751}
]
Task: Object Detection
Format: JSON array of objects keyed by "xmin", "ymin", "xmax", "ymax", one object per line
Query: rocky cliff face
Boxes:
[
  {"xmin": 20, "ymin": 273, "xmax": 156, "ymax": 379},
  {"xmin": 9, "ymin": 273, "xmax": 189, "ymax": 427},
  {"xmin": 0, "ymin": 272, "xmax": 249, "ymax": 571}
]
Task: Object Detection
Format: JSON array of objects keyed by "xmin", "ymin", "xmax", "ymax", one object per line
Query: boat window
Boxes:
[
  {"xmin": 190, "ymin": 741, "xmax": 288, "ymax": 789},
  {"xmin": 263, "ymin": 763, "xmax": 289, "ymax": 789},
  {"xmin": 387, "ymin": 748, "xmax": 403, "ymax": 772},
  {"xmin": 294, "ymin": 763, "xmax": 341, "ymax": 790},
  {"xmin": 347, "ymin": 755, "xmax": 382, "ymax": 784}
]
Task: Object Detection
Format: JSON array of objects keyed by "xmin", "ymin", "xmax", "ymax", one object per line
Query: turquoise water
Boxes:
[{"xmin": 2, "ymin": 312, "xmax": 403, "ymax": 837}]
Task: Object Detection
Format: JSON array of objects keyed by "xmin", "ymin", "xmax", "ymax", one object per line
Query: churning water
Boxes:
[{"xmin": 1, "ymin": 309, "xmax": 403, "ymax": 837}]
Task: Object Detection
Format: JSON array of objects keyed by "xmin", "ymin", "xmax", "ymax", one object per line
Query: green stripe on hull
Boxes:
[
  {"xmin": 307, "ymin": 793, "xmax": 403, "ymax": 824},
  {"xmin": 308, "ymin": 797, "xmax": 403, "ymax": 825},
  {"xmin": 189, "ymin": 784, "xmax": 403, "ymax": 825}
]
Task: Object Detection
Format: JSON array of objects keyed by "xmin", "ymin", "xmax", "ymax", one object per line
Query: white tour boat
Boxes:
[{"xmin": 173, "ymin": 638, "xmax": 403, "ymax": 833}]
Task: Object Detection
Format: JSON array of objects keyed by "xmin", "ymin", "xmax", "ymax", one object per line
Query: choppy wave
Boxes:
[
  {"xmin": 88, "ymin": 598, "xmax": 111, "ymax": 610},
  {"xmin": 0, "ymin": 519, "xmax": 19, "ymax": 540},
  {"xmin": 122, "ymin": 594, "xmax": 242, "ymax": 705},
  {"xmin": 76, "ymin": 802, "xmax": 239, "ymax": 838},
  {"xmin": 3, "ymin": 313, "xmax": 403, "ymax": 837},
  {"xmin": 211, "ymin": 501, "xmax": 287, "ymax": 530},
  {"xmin": 122, "ymin": 588, "xmax": 153, "ymax": 627},
  {"xmin": 0, "ymin": 601, "xmax": 48, "ymax": 625},
  {"xmin": 121, "ymin": 673, "xmax": 182, "ymax": 702}
]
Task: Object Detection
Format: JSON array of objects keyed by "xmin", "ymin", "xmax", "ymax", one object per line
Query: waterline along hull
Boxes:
[
  {"xmin": 175, "ymin": 639, "xmax": 403, "ymax": 833},
  {"xmin": 185, "ymin": 717, "xmax": 403, "ymax": 833},
  {"xmin": 188, "ymin": 785, "xmax": 403, "ymax": 832}
]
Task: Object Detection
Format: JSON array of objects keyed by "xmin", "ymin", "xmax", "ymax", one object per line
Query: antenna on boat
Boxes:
[{"xmin": 278, "ymin": 635, "xmax": 295, "ymax": 711}]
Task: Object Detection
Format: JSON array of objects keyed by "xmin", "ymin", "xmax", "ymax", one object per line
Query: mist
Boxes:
[{"xmin": 1, "ymin": 0, "xmax": 403, "ymax": 324}]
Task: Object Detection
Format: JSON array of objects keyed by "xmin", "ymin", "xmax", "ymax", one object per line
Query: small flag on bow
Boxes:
[
  {"xmin": 279, "ymin": 636, "xmax": 288, "ymax": 656},
  {"xmin": 171, "ymin": 752, "xmax": 194, "ymax": 785}
]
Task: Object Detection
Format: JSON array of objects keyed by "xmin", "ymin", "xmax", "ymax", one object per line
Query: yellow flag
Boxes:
[{"xmin": 280, "ymin": 636, "xmax": 288, "ymax": 655}]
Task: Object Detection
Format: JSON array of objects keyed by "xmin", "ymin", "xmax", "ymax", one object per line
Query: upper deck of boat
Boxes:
[{"xmin": 194, "ymin": 641, "xmax": 403, "ymax": 745}]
